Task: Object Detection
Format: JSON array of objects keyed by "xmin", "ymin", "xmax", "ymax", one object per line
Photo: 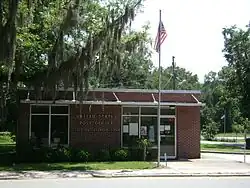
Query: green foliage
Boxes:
[
  {"xmin": 147, "ymin": 66, "xmax": 201, "ymax": 90},
  {"xmin": 201, "ymin": 120, "xmax": 219, "ymax": 140},
  {"xmin": 53, "ymin": 146, "xmax": 72, "ymax": 162},
  {"xmin": 95, "ymin": 149, "xmax": 111, "ymax": 162},
  {"xmin": 0, "ymin": 0, "xmax": 147, "ymax": 132},
  {"xmin": 200, "ymin": 68, "xmax": 240, "ymax": 133},
  {"xmin": 0, "ymin": 132, "xmax": 15, "ymax": 144},
  {"xmin": 241, "ymin": 118, "xmax": 250, "ymax": 132},
  {"xmin": 137, "ymin": 138, "xmax": 151, "ymax": 161},
  {"xmin": 74, "ymin": 149, "xmax": 90, "ymax": 162},
  {"xmin": 232, "ymin": 123, "xmax": 244, "ymax": 134},
  {"xmin": 111, "ymin": 148, "xmax": 129, "ymax": 161},
  {"xmin": 222, "ymin": 25, "xmax": 250, "ymax": 118}
]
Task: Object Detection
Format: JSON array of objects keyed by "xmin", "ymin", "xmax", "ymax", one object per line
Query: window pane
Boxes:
[
  {"xmin": 51, "ymin": 116, "xmax": 68, "ymax": 145},
  {"xmin": 160, "ymin": 118, "xmax": 175, "ymax": 156},
  {"xmin": 31, "ymin": 115, "xmax": 49, "ymax": 147},
  {"xmin": 161, "ymin": 107, "xmax": 175, "ymax": 115},
  {"xmin": 122, "ymin": 116, "xmax": 139, "ymax": 147},
  {"xmin": 123, "ymin": 107, "xmax": 139, "ymax": 115},
  {"xmin": 51, "ymin": 106, "xmax": 68, "ymax": 114},
  {"xmin": 141, "ymin": 107, "xmax": 157, "ymax": 115},
  {"xmin": 31, "ymin": 105, "xmax": 49, "ymax": 114},
  {"xmin": 140, "ymin": 116, "xmax": 158, "ymax": 145}
]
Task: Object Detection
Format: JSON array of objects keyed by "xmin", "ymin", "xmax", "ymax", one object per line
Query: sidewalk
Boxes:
[
  {"xmin": 1, "ymin": 153, "xmax": 250, "ymax": 180},
  {"xmin": 1, "ymin": 166, "xmax": 250, "ymax": 180},
  {"xmin": 0, "ymin": 170, "xmax": 93, "ymax": 180}
]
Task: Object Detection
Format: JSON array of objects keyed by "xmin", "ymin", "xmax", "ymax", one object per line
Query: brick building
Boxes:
[{"xmin": 17, "ymin": 88, "xmax": 202, "ymax": 159}]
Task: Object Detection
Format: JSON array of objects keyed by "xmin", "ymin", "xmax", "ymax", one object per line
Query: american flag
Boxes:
[{"xmin": 154, "ymin": 21, "xmax": 167, "ymax": 53}]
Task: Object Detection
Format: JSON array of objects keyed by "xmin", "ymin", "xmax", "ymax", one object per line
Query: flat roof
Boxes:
[{"xmin": 18, "ymin": 87, "xmax": 201, "ymax": 94}]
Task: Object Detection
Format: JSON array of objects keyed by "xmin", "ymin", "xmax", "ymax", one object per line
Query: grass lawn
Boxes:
[
  {"xmin": 0, "ymin": 161, "xmax": 156, "ymax": 171},
  {"xmin": 0, "ymin": 133, "xmax": 16, "ymax": 153},
  {"xmin": 201, "ymin": 143, "xmax": 250, "ymax": 154},
  {"xmin": 0, "ymin": 134, "xmax": 15, "ymax": 145},
  {"xmin": 216, "ymin": 133, "xmax": 250, "ymax": 138},
  {"xmin": 0, "ymin": 144, "xmax": 15, "ymax": 153}
]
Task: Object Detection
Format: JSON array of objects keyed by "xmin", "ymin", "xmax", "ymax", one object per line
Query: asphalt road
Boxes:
[{"xmin": 1, "ymin": 177, "xmax": 250, "ymax": 188}]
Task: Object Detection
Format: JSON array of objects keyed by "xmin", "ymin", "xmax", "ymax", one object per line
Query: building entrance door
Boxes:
[{"xmin": 160, "ymin": 117, "xmax": 176, "ymax": 159}]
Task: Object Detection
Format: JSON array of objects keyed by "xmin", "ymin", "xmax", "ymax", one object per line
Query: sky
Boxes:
[{"xmin": 131, "ymin": 0, "xmax": 250, "ymax": 82}]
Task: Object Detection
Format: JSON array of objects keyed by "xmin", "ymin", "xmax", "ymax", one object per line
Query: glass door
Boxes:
[{"xmin": 160, "ymin": 117, "xmax": 176, "ymax": 157}]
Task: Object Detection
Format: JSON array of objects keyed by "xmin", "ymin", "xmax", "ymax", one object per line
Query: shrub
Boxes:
[
  {"xmin": 0, "ymin": 152, "xmax": 16, "ymax": 165},
  {"xmin": 137, "ymin": 138, "xmax": 151, "ymax": 161},
  {"xmin": 111, "ymin": 148, "xmax": 128, "ymax": 161},
  {"xmin": 95, "ymin": 149, "xmax": 111, "ymax": 161},
  {"xmin": 128, "ymin": 148, "xmax": 143, "ymax": 161},
  {"xmin": 54, "ymin": 146, "xmax": 71, "ymax": 162},
  {"xmin": 75, "ymin": 149, "xmax": 90, "ymax": 162},
  {"xmin": 201, "ymin": 121, "xmax": 219, "ymax": 141},
  {"xmin": 0, "ymin": 132, "xmax": 15, "ymax": 144},
  {"xmin": 10, "ymin": 134, "xmax": 16, "ymax": 142}
]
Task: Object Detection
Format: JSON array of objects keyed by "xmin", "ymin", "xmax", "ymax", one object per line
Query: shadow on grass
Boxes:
[
  {"xmin": 0, "ymin": 161, "xmax": 155, "ymax": 172},
  {"xmin": 0, "ymin": 144, "xmax": 16, "ymax": 154},
  {"xmin": 0, "ymin": 163, "xmax": 95, "ymax": 172}
]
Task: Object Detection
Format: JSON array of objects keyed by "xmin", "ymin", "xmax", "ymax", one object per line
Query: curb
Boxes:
[
  {"xmin": 0, "ymin": 176, "xmax": 20, "ymax": 180},
  {"xmin": 1, "ymin": 173, "xmax": 250, "ymax": 180},
  {"xmin": 201, "ymin": 150, "xmax": 250, "ymax": 155},
  {"xmin": 0, "ymin": 174, "xmax": 93, "ymax": 181},
  {"xmin": 91, "ymin": 173, "xmax": 250, "ymax": 178}
]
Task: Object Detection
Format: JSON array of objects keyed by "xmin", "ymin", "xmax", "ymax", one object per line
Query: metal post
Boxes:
[
  {"xmin": 164, "ymin": 153, "xmax": 167, "ymax": 166},
  {"xmin": 157, "ymin": 9, "xmax": 162, "ymax": 167},
  {"xmin": 172, "ymin": 56, "xmax": 176, "ymax": 90},
  {"xmin": 244, "ymin": 129, "xmax": 246, "ymax": 163},
  {"xmin": 224, "ymin": 110, "xmax": 226, "ymax": 137}
]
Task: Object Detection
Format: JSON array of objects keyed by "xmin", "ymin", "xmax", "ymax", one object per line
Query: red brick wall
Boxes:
[
  {"xmin": 16, "ymin": 96, "xmax": 201, "ymax": 159},
  {"xmin": 16, "ymin": 103, "xmax": 30, "ymax": 152},
  {"xmin": 176, "ymin": 106, "xmax": 200, "ymax": 159},
  {"xmin": 70, "ymin": 104, "xmax": 121, "ymax": 151}
]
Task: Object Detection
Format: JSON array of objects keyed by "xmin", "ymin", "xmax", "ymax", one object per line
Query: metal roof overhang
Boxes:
[
  {"xmin": 18, "ymin": 87, "xmax": 201, "ymax": 94},
  {"xmin": 20, "ymin": 100, "xmax": 204, "ymax": 107}
]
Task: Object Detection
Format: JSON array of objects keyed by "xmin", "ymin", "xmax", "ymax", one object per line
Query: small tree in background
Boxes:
[
  {"xmin": 201, "ymin": 120, "xmax": 219, "ymax": 141},
  {"xmin": 232, "ymin": 123, "xmax": 244, "ymax": 142},
  {"xmin": 242, "ymin": 118, "xmax": 250, "ymax": 131},
  {"xmin": 137, "ymin": 138, "xmax": 151, "ymax": 161}
]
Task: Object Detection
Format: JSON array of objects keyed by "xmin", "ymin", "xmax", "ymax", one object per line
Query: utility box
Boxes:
[{"xmin": 246, "ymin": 138, "xmax": 250, "ymax": 149}]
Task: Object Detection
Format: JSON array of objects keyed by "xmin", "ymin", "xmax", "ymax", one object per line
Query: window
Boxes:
[
  {"xmin": 123, "ymin": 107, "xmax": 139, "ymax": 115},
  {"xmin": 31, "ymin": 115, "xmax": 49, "ymax": 147},
  {"xmin": 51, "ymin": 106, "xmax": 68, "ymax": 114},
  {"xmin": 30, "ymin": 105, "xmax": 69, "ymax": 148},
  {"xmin": 141, "ymin": 107, "xmax": 157, "ymax": 115},
  {"xmin": 161, "ymin": 107, "xmax": 175, "ymax": 115},
  {"xmin": 140, "ymin": 116, "xmax": 158, "ymax": 145},
  {"xmin": 122, "ymin": 106, "xmax": 176, "ymax": 147},
  {"xmin": 51, "ymin": 116, "xmax": 68, "ymax": 146},
  {"xmin": 122, "ymin": 116, "xmax": 139, "ymax": 147},
  {"xmin": 31, "ymin": 106, "xmax": 49, "ymax": 114}
]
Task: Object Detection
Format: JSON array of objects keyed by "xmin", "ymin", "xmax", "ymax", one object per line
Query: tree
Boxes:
[
  {"xmin": 232, "ymin": 123, "xmax": 244, "ymax": 142},
  {"xmin": 89, "ymin": 24, "xmax": 153, "ymax": 88},
  {"xmin": 222, "ymin": 24, "xmax": 250, "ymax": 119},
  {"xmin": 147, "ymin": 66, "xmax": 200, "ymax": 90},
  {"xmin": 201, "ymin": 120, "xmax": 219, "ymax": 141},
  {"xmin": 0, "ymin": 0, "xmax": 147, "ymax": 130},
  {"xmin": 1, "ymin": 0, "xmax": 145, "ymax": 92}
]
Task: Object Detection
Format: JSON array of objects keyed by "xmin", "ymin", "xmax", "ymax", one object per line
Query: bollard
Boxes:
[{"xmin": 164, "ymin": 153, "xmax": 167, "ymax": 166}]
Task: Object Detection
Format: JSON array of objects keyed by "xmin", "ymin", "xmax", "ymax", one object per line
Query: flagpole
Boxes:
[{"xmin": 157, "ymin": 9, "xmax": 162, "ymax": 167}]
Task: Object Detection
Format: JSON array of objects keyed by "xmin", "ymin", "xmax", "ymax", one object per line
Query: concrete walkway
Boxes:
[{"xmin": 1, "ymin": 153, "xmax": 250, "ymax": 180}]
